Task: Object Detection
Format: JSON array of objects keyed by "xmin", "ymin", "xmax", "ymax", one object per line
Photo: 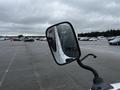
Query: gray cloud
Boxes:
[{"xmin": 0, "ymin": 0, "xmax": 120, "ymax": 35}]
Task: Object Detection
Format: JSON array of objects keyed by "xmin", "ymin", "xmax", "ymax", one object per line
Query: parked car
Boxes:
[
  {"xmin": 107, "ymin": 37, "xmax": 115, "ymax": 41},
  {"xmin": 4, "ymin": 38, "xmax": 10, "ymax": 40},
  {"xmin": 40, "ymin": 38, "xmax": 47, "ymax": 41},
  {"xmin": 24, "ymin": 38, "xmax": 34, "ymax": 42},
  {"xmin": 78, "ymin": 37, "xmax": 89, "ymax": 41},
  {"xmin": 97, "ymin": 36, "xmax": 105, "ymax": 39},
  {"xmin": 13, "ymin": 38, "xmax": 21, "ymax": 41},
  {"xmin": 36, "ymin": 38, "xmax": 40, "ymax": 41},
  {"xmin": 0, "ymin": 38, "xmax": 5, "ymax": 41},
  {"xmin": 89, "ymin": 37, "xmax": 98, "ymax": 41},
  {"xmin": 109, "ymin": 38, "xmax": 120, "ymax": 45}
]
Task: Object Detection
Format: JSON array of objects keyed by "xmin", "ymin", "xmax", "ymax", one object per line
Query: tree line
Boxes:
[{"xmin": 78, "ymin": 29, "xmax": 120, "ymax": 37}]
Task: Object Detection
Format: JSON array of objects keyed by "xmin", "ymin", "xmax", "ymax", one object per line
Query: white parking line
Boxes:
[{"xmin": 0, "ymin": 52, "xmax": 16, "ymax": 87}]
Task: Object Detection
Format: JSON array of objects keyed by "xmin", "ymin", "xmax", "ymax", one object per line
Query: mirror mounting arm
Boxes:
[
  {"xmin": 77, "ymin": 54, "xmax": 103, "ymax": 84},
  {"xmin": 80, "ymin": 54, "xmax": 97, "ymax": 62},
  {"xmin": 77, "ymin": 54, "xmax": 113, "ymax": 90}
]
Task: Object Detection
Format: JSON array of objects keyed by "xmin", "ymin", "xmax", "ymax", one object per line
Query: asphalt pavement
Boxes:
[{"xmin": 0, "ymin": 40, "xmax": 120, "ymax": 90}]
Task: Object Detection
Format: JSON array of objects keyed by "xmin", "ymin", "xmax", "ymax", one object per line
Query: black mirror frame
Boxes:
[{"xmin": 46, "ymin": 21, "xmax": 81, "ymax": 65}]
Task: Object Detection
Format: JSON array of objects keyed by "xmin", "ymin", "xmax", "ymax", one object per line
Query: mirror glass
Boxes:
[{"xmin": 46, "ymin": 22, "xmax": 81, "ymax": 65}]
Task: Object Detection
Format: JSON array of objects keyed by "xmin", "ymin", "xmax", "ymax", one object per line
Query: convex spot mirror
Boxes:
[{"xmin": 46, "ymin": 22, "xmax": 81, "ymax": 65}]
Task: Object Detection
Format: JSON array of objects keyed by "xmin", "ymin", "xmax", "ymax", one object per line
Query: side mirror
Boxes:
[{"xmin": 46, "ymin": 22, "xmax": 81, "ymax": 65}]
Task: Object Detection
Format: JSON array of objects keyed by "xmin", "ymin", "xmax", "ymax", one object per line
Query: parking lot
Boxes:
[{"xmin": 0, "ymin": 40, "xmax": 120, "ymax": 90}]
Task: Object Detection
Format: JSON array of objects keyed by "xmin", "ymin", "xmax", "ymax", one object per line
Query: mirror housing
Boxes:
[{"xmin": 46, "ymin": 22, "xmax": 81, "ymax": 65}]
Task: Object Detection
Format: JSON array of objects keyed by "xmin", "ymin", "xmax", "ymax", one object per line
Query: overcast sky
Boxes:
[{"xmin": 0, "ymin": 0, "xmax": 120, "ymax": 36}]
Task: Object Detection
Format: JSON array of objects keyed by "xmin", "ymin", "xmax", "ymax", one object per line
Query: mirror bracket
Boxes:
[
  {"xmin": 77, "ymin": 54, "xmax": 113, "ymax": 89},
  {"xmin": 77, "ymin": 54, "xmax": 103, "ymax": 84},
  {"xmin": 80, "ymin": 54, "xmax": 97, "ymax": 62}
]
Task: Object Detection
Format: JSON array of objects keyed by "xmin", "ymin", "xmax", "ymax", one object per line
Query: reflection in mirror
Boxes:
[
  {"xmin": 47, "ymin": 27, "xmax": 57, "ymax": 52},
  {"xmin": 57, "ymin": 24, "xmax": 79, "ymax": 57},
  {"xmin": 46, "ymin": 22, "xmax": 81, "ymax": 65}
]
